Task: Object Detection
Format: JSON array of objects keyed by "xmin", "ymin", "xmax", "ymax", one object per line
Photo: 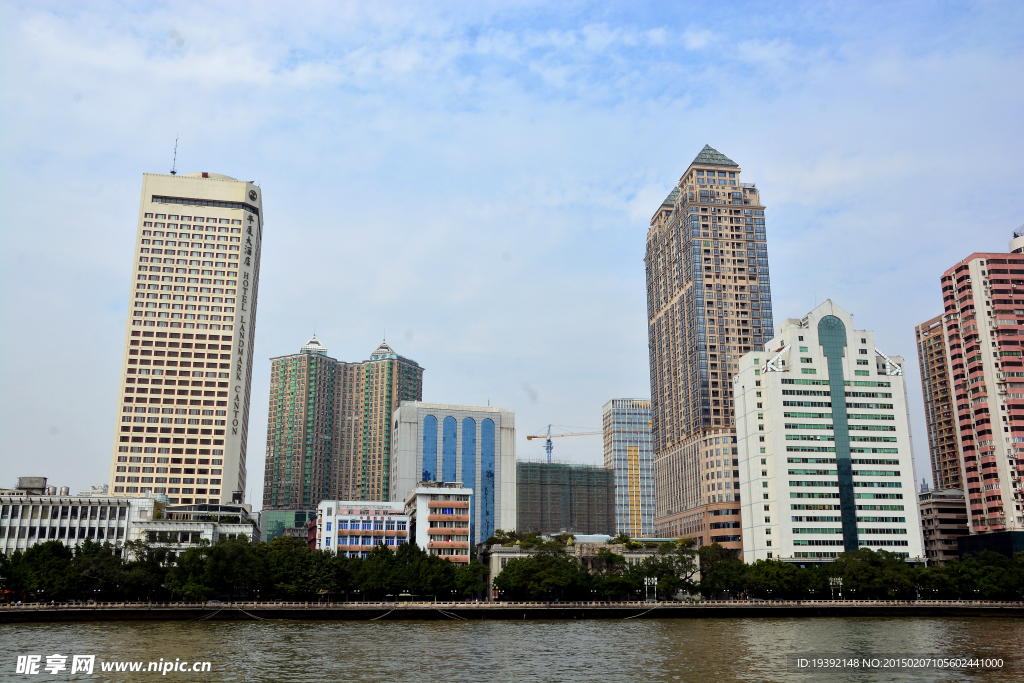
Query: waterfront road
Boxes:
[{"xmin": 2, "ymin": 600, "xmax": 1022, "ymax": 623}]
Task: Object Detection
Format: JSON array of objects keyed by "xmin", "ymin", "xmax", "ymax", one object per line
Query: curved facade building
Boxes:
[{"xmin": 391, "ymin": 403, "xmax": 516, "ymax": 545}]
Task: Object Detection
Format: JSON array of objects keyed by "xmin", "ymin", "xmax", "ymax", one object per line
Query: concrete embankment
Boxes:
[{"xmin": 2, "ymin": 600, "xmax": 1022, "ymax": 623}]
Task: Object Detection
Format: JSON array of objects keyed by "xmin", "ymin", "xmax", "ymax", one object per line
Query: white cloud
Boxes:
[{"xmin": 1, "ymin": 1, "xmax": 1022, "ymax": 501}]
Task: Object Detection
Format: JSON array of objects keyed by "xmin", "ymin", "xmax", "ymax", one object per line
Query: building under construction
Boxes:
[{"xmin": 516, "ymin": 461, "xmax": 615, "ymax": 536}]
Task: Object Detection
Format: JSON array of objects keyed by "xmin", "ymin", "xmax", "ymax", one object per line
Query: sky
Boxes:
[{"xmin": 1, "ymin": 1, "xmax": 1022, "ymax": 507}]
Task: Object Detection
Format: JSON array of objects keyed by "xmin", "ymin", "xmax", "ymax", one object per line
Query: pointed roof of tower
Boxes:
[
  {"xmin": 691, "ymin": 144, "xmax": 738, "ymax": 167},
  {"xmin": 370, "ymin": 339, "xmax": 397, "ymax": 360},
  {"xmin": 661, "ymin": 187, "xmax": 680, "ymax": 207},
  {"xmin": 300, "ymin": 334, "xmax": 328, "ymax": 354}
]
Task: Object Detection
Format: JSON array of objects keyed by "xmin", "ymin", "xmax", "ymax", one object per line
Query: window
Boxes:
[
  {"xmin": 859, "ymin": 348, "xmax": 868, "ymax": 355},
  {"xmin": 799, "ymin": 346, "xmax": 808, "ymax": 352},
  {"xmin": 802, "ymin": 368, "xmax": 817, "ymax": 374}
]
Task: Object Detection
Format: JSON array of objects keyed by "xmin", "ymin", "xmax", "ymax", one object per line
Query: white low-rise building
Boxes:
[
  {"xmin": 734, "ymin": 301, "xmax": 925, "ymax": 563},
  {"xmin": 405, "ymin": 482, "xmax": 472, "ymax": 563},
  {"xmin": 0, "ymin": 477, "xmax": 258, "ymax": 555},
  {"xmin": 133, "ymin": 502, "xmax": 260, "ymax": 551},
  {"xmin": 1, "ymin": 493, "xmax": 152, "ymax": 555},
  {"xmin": 315, "ymin": 500, "xmax": 409, "ymax": 558}
]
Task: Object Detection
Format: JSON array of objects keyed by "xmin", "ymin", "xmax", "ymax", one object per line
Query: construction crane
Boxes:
[{"xmin": 527, "ymin": 424, "xmax": 603, "ymax": 463}]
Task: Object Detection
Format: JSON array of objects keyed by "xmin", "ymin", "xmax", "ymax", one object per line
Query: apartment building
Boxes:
[
  {"xmin": 915, "ymin": 315, "xmax": 963, "ymax": 489},
  {"xmin": 264, "ymin": 337, "xmax": 423, "ymax": 508},
  {"xmin": 918, "ymin": 487, "xmax": 969, "ymax": 565},
  {"xmin": 646, "ymin": 145, "xmax": 775, "ymax": 552},
  {"xmin": 405, "ymin": 482, "xmax": 472, "ymax": 563},
  {"xmin": 939, "ymin": 235, "xmax": 1024, "ymax": 533}
]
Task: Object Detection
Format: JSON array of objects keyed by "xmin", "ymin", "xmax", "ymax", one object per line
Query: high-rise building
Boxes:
[
  {"xmin": 645, "ymin": 145, "xmax": 775, "ymax": 550},
  {"xmin": 602, "ymin": 399, "xmax": 654, "ymax": 537},
  {"xmin": 264, "ymin": 337, "xmax": 423, "ymax": 509},
  {"xmin": 939, "ymin": 235, "xmax": 1024, "ymax": 534},
  {"xmin": 915, "ymin": 315, "xmax": 963, "ymax": 490},
  {"xmin": 109, "ymin": 172, "xmax": 264, "ymax": 505},
  {"xmin": 515, "ymin": 461, "xmax": 616, "ymax": 536},
  {"xmin": 390, "ymin": 402, "xmax": 515, "ymax": 545},
  {"xmin": 734, "ymin": 301, "xmax": 925, "ymax": 563}
]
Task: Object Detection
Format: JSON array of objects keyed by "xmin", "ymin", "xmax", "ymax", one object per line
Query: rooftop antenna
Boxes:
[{"xmin": 170, "ymin": 135, "xmax": 178, "ymax": 175}]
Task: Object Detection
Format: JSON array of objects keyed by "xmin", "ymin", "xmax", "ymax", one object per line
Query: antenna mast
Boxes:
[{"xmin": 170, "ymin": 135, "xmax": 178, "ymax": 175}]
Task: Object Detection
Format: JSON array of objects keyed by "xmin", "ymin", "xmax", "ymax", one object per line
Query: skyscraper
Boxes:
[
  {"xmin": 939, "ymin": 234, "xmax": 1024, "ymax": 534},
  {"xmin": 602, "ymin": 398, "xmax": 654, "ymax": 537},
  {"xmin": 263, "ymin": 337, "xmax": 423, "ymax": 509},
  {"xmin": 645, "ymin": 145, "xmax": 774, "ymax": 550},
  {"xmin": 734, "ymin": 301, "xmax": 924, "ymax": 563},
  {"xmin": 109, "ymin": 172, "xmax": 263, "ymax": 505},
  {"xmin": 915, "ymin": 315, "xmax": 963, "ymax": 490}
]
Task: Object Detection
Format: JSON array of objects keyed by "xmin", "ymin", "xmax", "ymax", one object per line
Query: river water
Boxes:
[{"xmin": 5, "ymin": 617, "xmax": 1021, "ymax": 682}]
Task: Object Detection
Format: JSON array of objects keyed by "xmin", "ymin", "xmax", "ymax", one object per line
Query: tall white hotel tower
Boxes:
[{"xmin": 108, "ymin": 172, "xmax": 263, "ymax": 505}]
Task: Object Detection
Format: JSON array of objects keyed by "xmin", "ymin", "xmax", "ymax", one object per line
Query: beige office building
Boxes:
[
  {"xmin": 108, "ymin": 172, "xmax": 264, "ymax": 505},
  {"xmin": 645, "ymin": 145, "xmax": 775, "ymax": 551}
]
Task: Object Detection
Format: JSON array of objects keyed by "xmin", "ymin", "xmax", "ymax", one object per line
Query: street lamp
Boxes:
[{"xmin": 644, "ymin": 577, "xmax": 658, "ymax": 602}]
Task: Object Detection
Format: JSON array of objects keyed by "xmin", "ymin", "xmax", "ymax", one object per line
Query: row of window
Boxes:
[
  {"xmin": 142, "ymin": 235, "xmax": 240, "ymax": 244},
  {"xmin": 144, "ymin": 213, "xmax": 238, "ymax": 223},
  {"xmin": 325, "ymin": 536, "xmax": 404, "ymax": 547},
  {"xmin": 325, "ymin": 520, "xmax": 406, "ymax": 531},
  {"xmin": 0, "ymin": 526, "xmax": 124, "ymax": 540},
  {"xmin": 1, "ymin": 505, "xmax": 127, "ymax": 520}
]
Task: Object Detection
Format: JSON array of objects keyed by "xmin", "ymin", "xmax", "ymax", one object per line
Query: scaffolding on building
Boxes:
[{"xmin": 515, "ymin": 461, "xmax": 615, "ymax": 536}]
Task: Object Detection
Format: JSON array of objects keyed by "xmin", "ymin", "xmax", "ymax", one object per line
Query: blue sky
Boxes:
[{"xmin": 1, "ymin": 1, "xmax": 1022, "ymax": 504}]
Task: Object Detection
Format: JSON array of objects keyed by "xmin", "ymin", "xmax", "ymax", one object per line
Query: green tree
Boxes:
[
  {"xmin": 454, "ymin": 561, "xmax": 490, "ymax": 599},
  {"xmin": 744, "ymin": 559, "xmax": 801, "ymax": 600},
  {"xmin": 9, "ymin": 542, "xmax": 79, "ymax": 601},
  {"xmin": 492, "ymin": 550, "xmax": 589, "ymax": 601},
  {"xmin": 698, "ymin": 543, "xmax": 746, "ymax": 599},
  {"xmin": 642, "ymin": 539, "xmax": 699, "ymax": 600},
  {"xmin": 120, "ymin": 540, "xmax": 173, "ymax": 601},
  {"xmin": 254, "ymin": 536, "xmax": 314, "ymax": 599},
  {"xmin": 165, "ymin": 543, "xmax": 213, "ymax": 601}
]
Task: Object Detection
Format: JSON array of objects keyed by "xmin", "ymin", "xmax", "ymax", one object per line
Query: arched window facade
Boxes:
[
  {"xmin": 462, "ymin": 417, "xmax": 477, "ymax": 544},
  {"xmin": 481, "ymin": 418, "xmax": 495, "ymax": 542},
  {"xmin": 442, "ymin": 416, "xmax": 458, "ymax": 482},
  {"xmin": 421, "ymin": 415, "xmax": 437, "ymax": 482}
]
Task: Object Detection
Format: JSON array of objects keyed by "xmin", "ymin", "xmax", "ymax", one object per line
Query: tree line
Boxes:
[
  {"xmin": 0, "ymin": 537, "xmax": 489, "ymax": 603},
  {"xmin": 3, "ymin": 536, "xmax": 1021, "ymax": 604},
  {"xmin": 485, "ymin": 531, "xmax": 1024, "ymax": 602},
  {"xmin": 699, "ymin": 545, "xmax": 1024, "ymax": 601}
]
